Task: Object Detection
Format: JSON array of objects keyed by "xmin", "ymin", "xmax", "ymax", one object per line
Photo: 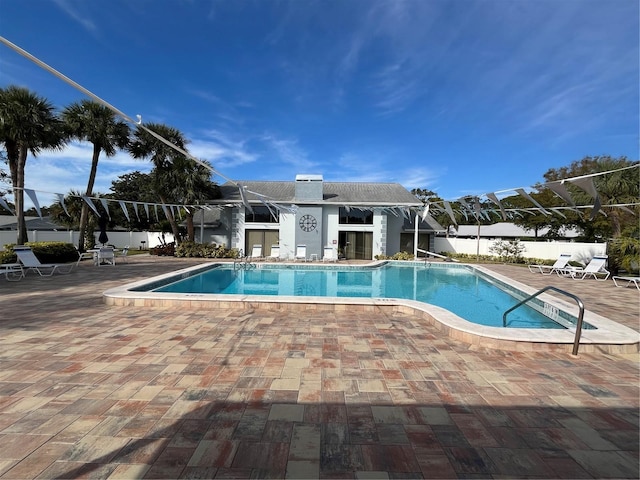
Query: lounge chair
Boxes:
[
  {"xmin": 97, "ymin": 247, "xmax": 116, "ymax": 266},
  {"xmin": 266, "ymin": 245, "xmax": 281, "ymax": 261},
  {"xmin": 528, "ymin": 253, "xmax": 572, "ymax": 275},
  {"xmin": 612, "ymin": 276, "xmax": 640, "ymax": 290},
  {"xmin": 75, "ymin": 247, "xmax": 95, "ymax": 266},
  {"xmin": 322, "ymin": 246, "xmax": 338, "ymax": 263},
  {"xmin": 568, "ymin": 255, "xmax": 610, "ymax": 281},
  {"xmin": 295, "ymin": 244, "xmax": 307, "ymax": 262},
  {"xmin": 250, "ymin": 244, "xmax": 263, "ymax": 261},
  {"xmin": 1, "ymin": 263, "xmax": 24, "ymax": 281},
  {"xmin": 13, "ymin": 245, "xmax": 74, "ymax": 276}
]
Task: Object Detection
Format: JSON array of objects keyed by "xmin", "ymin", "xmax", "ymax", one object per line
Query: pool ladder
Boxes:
[
  {"xmin": 233, "ymin": 251, "xmax": 256, "ymax": 270},
  {"xmin": 502, "ymin": 286, "xmax": 585, "ymax": 355}
]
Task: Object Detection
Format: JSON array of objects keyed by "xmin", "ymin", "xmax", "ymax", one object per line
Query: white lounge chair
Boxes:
[
  {"xmin": 1, "ymin": 263, "xmax": 24, "ymax": 281},
  {"xmin": 568, "ymin": 255, "xmax": 610, "ymax": 281},
  {"xmin": 14, "ymin": 245, "xmax": 74, "ymax": 276},
  {"xmin": 75, "ymin": 247, "xmax": 95, "ymax": 266},
  {"xmin": 322, "ymin": 246, "xmax": 338, "ymax": 263},
  {"xmin": 266, "ymin": 245, "xmax": 281, "ymax": 261},
  {"xmin": 97, "ymin": 247, "xmax": 116, "ymax": 266},
  {"xmin": 250, "ymin": 244, "xmax": 263, "ymax": 261},
  {"xmin": 612, "ymin": 276, "xmax": 640, "ymax": 290},
  {"xmin": 528, "ymin": 253, "xmax": 572, "ymax": 276},
  {"xmin": 295, "ymin": 244, "xmax": 307, "ymax": 262}
]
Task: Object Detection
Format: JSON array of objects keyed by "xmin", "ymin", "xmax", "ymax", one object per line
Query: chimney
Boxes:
[{"xmin": 294, "ymin": 174, "xmax": 323, "ymax": 201}]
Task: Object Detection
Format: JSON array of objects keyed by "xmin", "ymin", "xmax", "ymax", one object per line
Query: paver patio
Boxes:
[{"xmin": 0, "ymin": 255, "xmax": 638, "ymax": 479}]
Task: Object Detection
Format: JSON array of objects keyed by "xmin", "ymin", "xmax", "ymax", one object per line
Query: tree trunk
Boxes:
[
  {"xmin": 77, "ymin": 144, "xmax": 101, "ymax": 251},
  {"xmin": 159, "ymin": 196, "xmax": 181, "ymax": 245},
  {"xmin": 186, "ymin": 211, "xmax": 195, "ymax": 242},
  {"xmin": 15, "ymin": 147, "xmax": 28, "ymax": 245}
]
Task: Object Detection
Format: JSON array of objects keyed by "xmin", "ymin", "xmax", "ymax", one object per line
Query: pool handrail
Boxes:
[{"xmin": 503, "ymin": 285, "xmax": 585, "ymax": 355}]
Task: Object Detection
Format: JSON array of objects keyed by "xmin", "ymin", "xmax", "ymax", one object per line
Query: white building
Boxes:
[{"xmin": 202, "ymin": 174, "xmax": 444, "ymax": 260}]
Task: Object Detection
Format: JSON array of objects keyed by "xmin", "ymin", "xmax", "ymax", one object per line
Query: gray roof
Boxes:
[
  {"xmin": 212, "ymin": 180, "xmax": 422, "ymax": 207},
  {"xmin": 0, "ymin": 216, "xmax": 66, "ymax": 231},
  {"xmin": 403, "ymin": 214, "xmax": 446, "ymax": 233}
]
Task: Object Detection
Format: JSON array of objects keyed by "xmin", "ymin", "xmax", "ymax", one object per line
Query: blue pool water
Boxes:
[{"xmin": 144, "ymin": 262, "xmax": 591, "ymax": 330}]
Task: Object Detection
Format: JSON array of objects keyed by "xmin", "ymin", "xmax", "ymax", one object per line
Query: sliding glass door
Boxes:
[
  {"xmin": 245, "ymin": 230, "xmax": 279, "ymax": 256},
  {"xmin": 339, "ymin": 231, "xmax": 373, "ymax": 260}
]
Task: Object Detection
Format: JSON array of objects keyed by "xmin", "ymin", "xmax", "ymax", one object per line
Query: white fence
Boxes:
[
  {"xmin": 1, "ymin": 229, "xmax": 607, "ymax": 263},
  {"xmin": 434, "ymin": 237, "xmax": 607, "ymax": 264},
  {"xmin": 0, "ymin": 230, "xmax": 175, "ymax": 251}
]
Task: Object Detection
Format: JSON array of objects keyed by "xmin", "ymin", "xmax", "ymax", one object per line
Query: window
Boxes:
[
  {"xmin": 245, "ymin": 206, "xmax": 278, "ymax": 223},
  {"xmin": 339, "ymin": 207, "xmax": 373, "ymax": 224},
  {"xmin": 400, "ymin": 233, "xmax": 431, "ymax": 256}
]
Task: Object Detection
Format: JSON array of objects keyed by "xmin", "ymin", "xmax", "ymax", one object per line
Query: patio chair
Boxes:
[
  {"xmin": 612, "ymin": 276, "xmax": 640, "ymax": 290},
  {"xmin": 527, "ymin": 253, "xmax": 572, "ymax": 275},
  {"xmin": 322, "ymin": 246, "xmax": 338, "ymax": 263},
  {"xmin": 1, "ymin": 263, "xmax": 24, "ymax": 281},
  {"xmin": 117, "ymin": 246, "xmax": 130, "ymax": 263},
  {"xmin": 295, "ymin": 244, "xmax": 307, "ymax": 262},
  {"xmin": 568, "ymin": 254, "xmax": 610, "ymax": 281},
  {"xmin": 266, "ymin": 245, "xmax": 281, "ymax": 261},
  {"xmin": 250, "ymin": 244, "xmax": 263, "ymax": 261},
  {"xmin": 97, "ymin": 247, "xmax": 116, "ymax": 266},
  {"xmin": 13, "ymin": 245, "xmax": 74, "ymax": 276}
]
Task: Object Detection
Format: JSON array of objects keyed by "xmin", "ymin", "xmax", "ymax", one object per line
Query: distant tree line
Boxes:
[{"xmin": 412, "ymin": 155, "xmax": 640, "ymax": 273}]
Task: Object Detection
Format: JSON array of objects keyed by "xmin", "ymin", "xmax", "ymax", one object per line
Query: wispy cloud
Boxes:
[
  {"xmin": 261, "ymin": 134, "xmax": 318, "ymax": 171},
  {"xmin": 332, "ymin": 151, "xmax": 441, "ymax": 190},
  {"xmin": 21, "ymin": 142, "xmax": 149, "ymax": 200},
  {"xmin": 52, "ymin": 0, "xmax": 97, "ymax": 34},
  {"xmin": 190, "ymin": 130, "xmax": 258, "ymax": 172}
]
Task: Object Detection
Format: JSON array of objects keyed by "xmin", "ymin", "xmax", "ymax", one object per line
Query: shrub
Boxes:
[
  {"xmin": 150, "ymin": 242, "xmax": 175, "ymax": 256},
  {"xmin": 1, "ymin": 242, "xmax": 78, "ymax": 264},
  {"xmin": 374, "ymin": 251, "xmax": 415, "ymax": 261},
  {"xmin": 488, "ymin": 240, "xmax": 526, "ymax": 264},
  {"xmin": 607, "ymin": 236, "xmax": 640, "ymax": 274},
  {"xmin": 174, "ymin": 241, "xmax": 240, "ymax": 259}
]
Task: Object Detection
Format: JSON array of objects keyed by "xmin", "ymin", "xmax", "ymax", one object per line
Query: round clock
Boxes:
[{"xmin": 299, "ymin": 214, "xmax": 317, "ymax": 232}]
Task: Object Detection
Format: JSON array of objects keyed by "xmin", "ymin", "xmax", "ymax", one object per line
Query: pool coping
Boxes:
[{"xmin": 103, "ymin": 260, "xmax": 640, "ymax": 354}]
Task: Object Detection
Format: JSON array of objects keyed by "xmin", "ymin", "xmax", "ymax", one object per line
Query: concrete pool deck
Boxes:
[{"xmin": 0, "ymin": 255, "xmax": 638, "ymax": 478}]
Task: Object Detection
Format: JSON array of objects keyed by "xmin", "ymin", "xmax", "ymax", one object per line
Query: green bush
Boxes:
[
  {"xmin": 374, "ymin": 251, "xmax": 416, "ymax": 261},
  {"xmin": 150, "ymin": 242, "xmax": 175, "ymax": 256},
  {"xmin": 607, "ymin": 236, "xmax": 640, "ymax": 274},
  {"xmin": 1, "ymin": 242, "xmax": 78, "ymax": 264},
  {"xmin": 488, "ymin": 240, "xmax": 526, "ymax": 264},
  {"xmin": 174, "ymin": 241, "xmax": 240, "ymax": 259}
]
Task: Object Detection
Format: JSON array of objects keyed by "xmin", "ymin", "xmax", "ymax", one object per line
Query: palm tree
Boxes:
[
  {"xmin": 0, "ymin": 86, "xmax": 67, "ymax": 244},
  {"xmin": 172, "ymin": 158, "xmax": 220, "ymax": 241},
  {"xmin": 62, "ymin": 100, "xmax": 130, "ymax": 251},
  {"xmin": 128, "ymin": 123, "xmax": 189, "ymax": 244}
]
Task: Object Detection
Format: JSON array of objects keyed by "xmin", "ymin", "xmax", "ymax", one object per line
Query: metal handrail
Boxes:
[
  {"xmin": 416, "ymin": 248, "xmax": 460, "ymax": 265},
  {"xmin": 233, "ymin": 251, "xmax": 256, "ymax": 270},
  {"xmin": 503, "ymin": 286, "xmax": 585, "ymax": 355}
]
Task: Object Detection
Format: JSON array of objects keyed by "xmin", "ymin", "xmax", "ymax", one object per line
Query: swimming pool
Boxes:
[{"xmin": 134, "ymin": 262, "xmax": 590, "ymax": 330}]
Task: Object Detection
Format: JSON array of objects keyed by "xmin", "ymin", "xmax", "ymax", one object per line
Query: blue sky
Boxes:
[{"xmin": 1, "ymin": 0, "xmax": 638, "ymax": 209}]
